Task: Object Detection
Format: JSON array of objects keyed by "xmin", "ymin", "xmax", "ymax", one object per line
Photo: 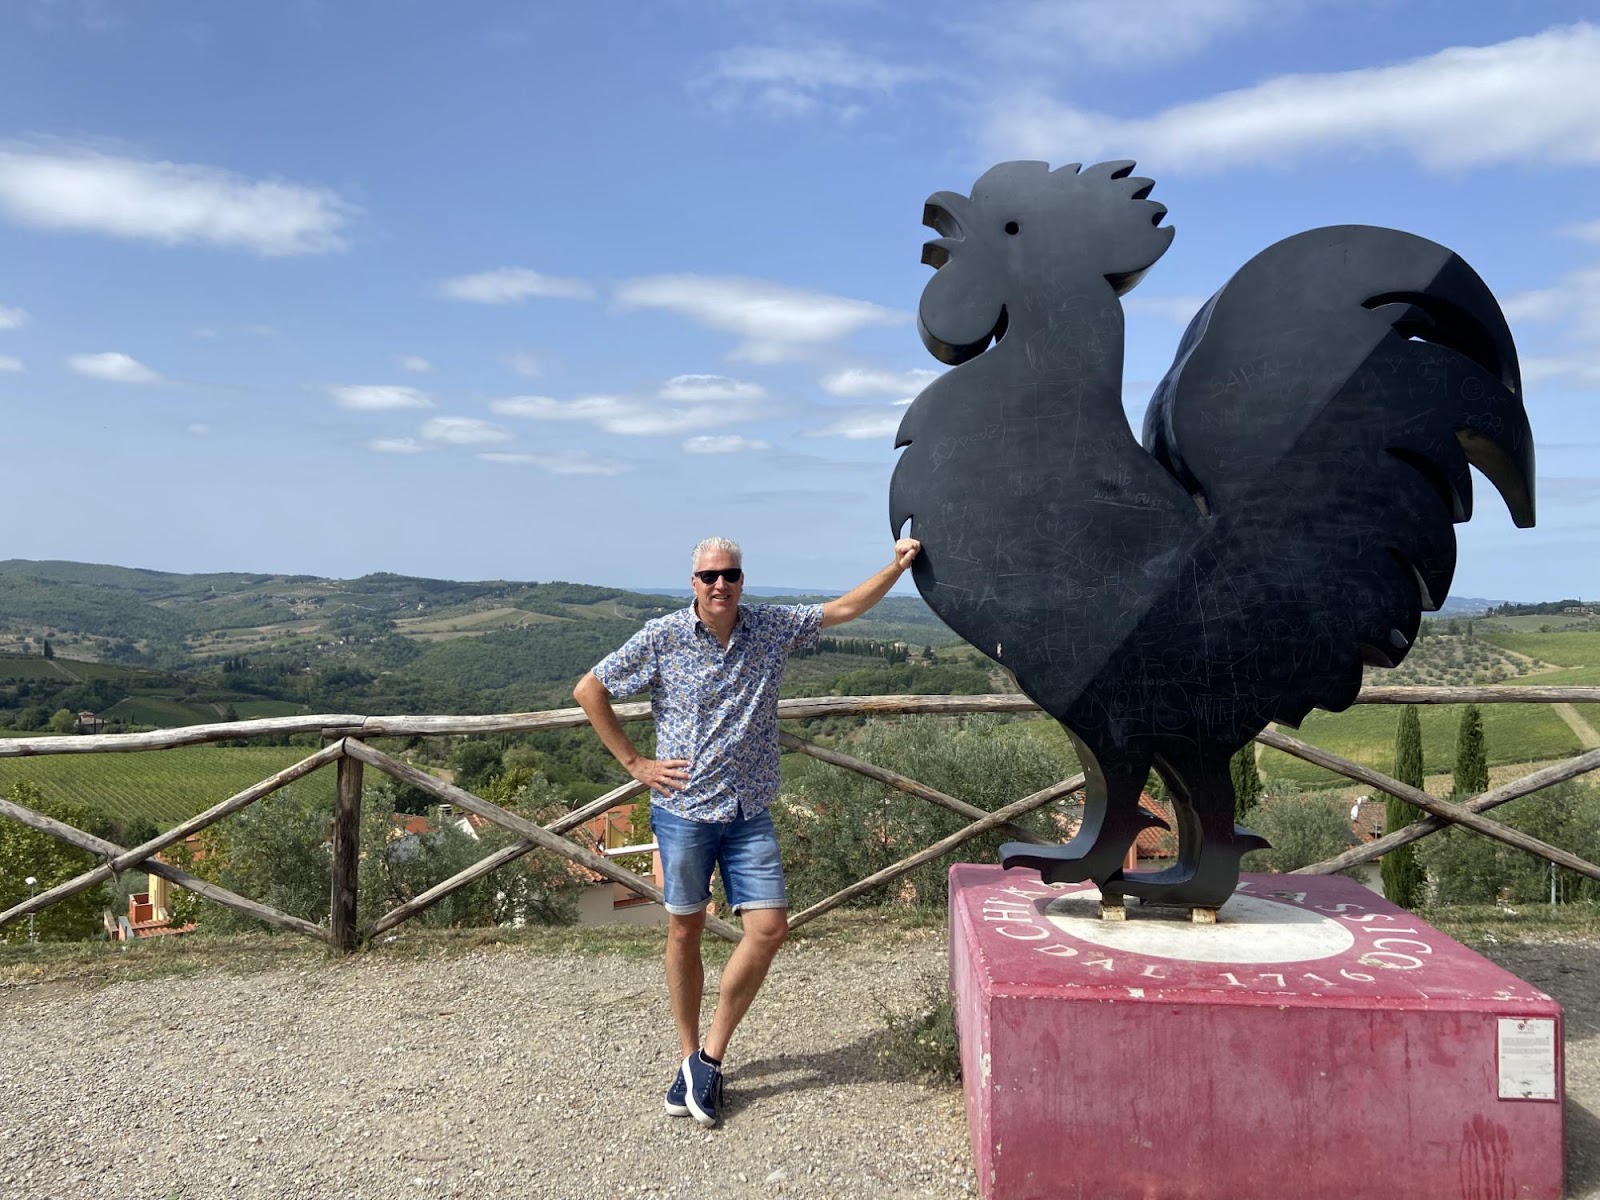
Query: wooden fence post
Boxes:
[{"xmin": 330, "ymin": 744, "xmax": 364, "ymax": 953}]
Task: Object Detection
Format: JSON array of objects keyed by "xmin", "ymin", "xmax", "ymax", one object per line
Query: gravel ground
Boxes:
[
  {"xmin": 1, "ymin": 930, "xmax": 1596, "ymax": 1200},
  {"xmin": 0, "ymin": 932, "xmax": 972, "ymax": 1200}
]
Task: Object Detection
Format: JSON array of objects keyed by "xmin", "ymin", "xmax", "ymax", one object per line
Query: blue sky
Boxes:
[{"xmin": 0, "ymin": 0, "xmax": 1597, "ymax": 599}]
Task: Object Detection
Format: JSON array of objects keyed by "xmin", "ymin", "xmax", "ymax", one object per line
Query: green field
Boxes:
[
  {"xmin": 1477, "ymin": 614, "xmax": 1600, "ymax": 634},
  {"xmin": 101, "ymin": 696, "xmax": 229, "ymax": 727},
  {"xmin": 1260, "ymin": 701, "xmax": 1584, "ymax": 788},
  {"xmin": 231, "ymin": 699, "xmax": 308, "ymax": 719},
  {"xmin": 0, "ymin": 655, "xmax": 80, "ymax": 682},
  {"xmin": 0, "ymin": 744, "xmax": 340, "ymax": 827},
  {"xmin": 1479, "ymin": 630, "xmax": 1600, "ymax": 669}
]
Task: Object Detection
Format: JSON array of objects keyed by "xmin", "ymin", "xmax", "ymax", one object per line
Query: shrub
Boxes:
[
  {"xmin": 773, "ymin": 716, "xmax": 1069, "ymax": 913},
  {"xmin": 0, "ymin": 780, "xmax": 108, "ymax": 942},
  {"xmin": 1240, "ymin": 792, "xmax": 1356, "ymax": 874},
  {"xmin": 179, "ymin": 773, "xmax": 583, "ymax": 933},
  {"xmin": 360, "ymin": 772, "xmax": 582, "ymax": 929},
  {"xmin": 1419, "ymin": 781, "xmax": 1600, "ymax": 906},
  {"xmin": 878, "ymin": 969, "xmax": 960, "ymax": 1083}
]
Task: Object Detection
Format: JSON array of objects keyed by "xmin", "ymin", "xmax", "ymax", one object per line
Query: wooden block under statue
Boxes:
[{"xmin": 949, "ymin": 865, "xmax": 1564, "ymax": 1200}]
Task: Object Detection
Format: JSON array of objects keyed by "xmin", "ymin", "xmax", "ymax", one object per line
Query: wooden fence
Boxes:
[{"xmin": 2, "ymin": 686, "xmax": 1598, "ymax": 950}]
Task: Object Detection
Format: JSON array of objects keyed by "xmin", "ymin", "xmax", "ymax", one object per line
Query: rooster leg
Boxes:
[
  {"xmin": 1000, "ymin": 750, "xmax": 1163, "ymax": 886},
  {"xmin": 1105, "ymin": 750, "xmax": 1269, "ymax": 910}
]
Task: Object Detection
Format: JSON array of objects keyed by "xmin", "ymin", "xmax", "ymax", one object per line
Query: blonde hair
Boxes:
[{"xmin": 691, "ymin": 536, "xmax": 742, "ymax": 571}]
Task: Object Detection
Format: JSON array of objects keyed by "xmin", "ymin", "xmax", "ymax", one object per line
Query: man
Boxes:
[{"xmin": 573, "ymin": 534, "xmax": 921, "ymax": 1128}]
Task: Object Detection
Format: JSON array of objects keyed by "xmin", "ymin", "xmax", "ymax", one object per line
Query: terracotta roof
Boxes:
[
  {"xmin": 1133, "ymin": 794, "xmax": 1178, "ymax": 859},
  {"xmin": 1063, "ymin": 793, "xmax": 1177, "ymax": 859}
]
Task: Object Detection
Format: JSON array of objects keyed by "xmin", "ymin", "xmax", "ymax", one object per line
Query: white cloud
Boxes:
[
  {"xmin": 397, "ymin": 355, "xmax": 433, "ymax": 374},
  {"xmin": 329, "ymin": 385, "xmax": 434, "ymax": 411},
  {"xmin": 0, "ymin": 145, "xmax": 353, "ymax": 255},
  {"xmin": 491, "ymin": 392, "xmax": 751, "ymax": 436},
  {"xmin": 1505, "ymin": 263, "xmax": 1600, "ymax": 341},
  {"xmin": 1124, "ymin": 295, "xmax": 1210, "ymax": 325},
  {"xmin": 810, "ymin": 407, "xmax": 903, "ymax": 440},
  {"xmin": 971, "ymin": 0, "xmax": 1293, "ymax": 68},
  {"xmin": 439, "ymin": 267, "xmax": 594, "ymax": 304},
  {"xmin": 615, "ymin": 275, "xmax": 906, "ymax": 362},
  {"xmin": 683, "ymin": 435, "xmax": 771, "ymax": 454},
  {"xmin": 66, "ymin": 351, "xmax": 162, "ymax": 384},
  {"xmin": 1523, "ymin": 356, "xmax": 1600, "ymax": 388},
  {"xmin": 505, "ymin": 350, "xmax": 547, "ymax": 378},
  {"xmin": 188, "ymin": 423, "xmax": 209, "ymax": 435},
  {"xmin": 1563, "ymin": 219, "xmax": 1600, "ymax": 243},
  {"xmin": 658, "ymin": 374, "xmax": 766, "ymax": 403},
  {"xmin": 0, "ymin": 306, "xmax": 27, "ymax": 330},
  {"xmin": 987, "ymin": 24, "xmax": 1600, "ymax": 172},
  {"xmin": 819, "ymin": 366, "xmax": 941, "ymax": 399},
  {"xmin": 491, "ymin": 373, "xmax": 770, "ymax": 437},
  {"xmin": 370, "ymin": 436, "xmax": 426, "ymax": 454},
  {"xmin": 421, "ymin": 416, "xmax": 512, "ymax": 445},
  {"xmin": 479, "ymin": 450, "xmax": 633, "ymax": 476},
  {"xmin": 0, "ymin": 356, "xmax": 22, "ymax": 372},
  {"xmin": 700, "ymin": 41, "xmax": 933, "ymax": 118}
]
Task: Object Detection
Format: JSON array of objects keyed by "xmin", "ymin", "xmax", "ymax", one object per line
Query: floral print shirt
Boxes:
[{"xmin": 592, "ymin": 602, "xmax": 824, "ymax": 822}]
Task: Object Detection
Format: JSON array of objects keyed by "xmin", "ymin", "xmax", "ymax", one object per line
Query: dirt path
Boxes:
[{"xmin": 1555, "ymin": 703, "xmax": 1600, "ymax": 751}]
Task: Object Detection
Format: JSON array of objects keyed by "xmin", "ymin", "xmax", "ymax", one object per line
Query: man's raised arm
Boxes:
[{"xmin": 821, "ymin": 537, "xmax": 921, "ymax": 629}]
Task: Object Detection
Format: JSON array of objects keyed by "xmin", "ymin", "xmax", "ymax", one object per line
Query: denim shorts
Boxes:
[{"xmin": 649, "ymin": 805, "xmax": 788, "ymax": 916}]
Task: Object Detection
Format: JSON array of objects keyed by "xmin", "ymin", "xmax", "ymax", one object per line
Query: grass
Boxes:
[
  {"xmin": 1424, "ymin": 901, "xmax": 1600, "ymax": 947},
  {"xmin": 1261, "ymin": 701, "xmax": 1582, "ymax": 789},
  {"xmin": 100, "ymin": 695, "xmax": 225, "ymax": 727},
  {"xmin": 395, "ymin": 606, "xmax": 565, "ymax": 634},
  {"xmin": 877, "ymin": 967, "xmax": 961, "ymax": 1082},
  {"xmin": 1478, "ymin": 630, "xmax": 1600, "ymax": 668},
  {"xmin": 1478, "ymin": 615, "xmax": 1600, "ymax": 635},
  {"xmin": 0, "ymin": 744, "xmax": 340, "ymax": 826},
  {"xmin": 230, "ymin": 699, "xmax": 307, "ymax": 719},
  {"xmin": 0, "ymin": 655, "xmax": 79, "ymax": 682}
]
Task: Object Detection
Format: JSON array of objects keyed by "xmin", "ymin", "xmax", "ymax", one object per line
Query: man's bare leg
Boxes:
[
  {"xmin": 703, "ymin": 907, "xmax": 788, "ymax": 1061},
  {"xmin": 666, "ymin": 910, "xmax": 707, "ymax": 1059}
]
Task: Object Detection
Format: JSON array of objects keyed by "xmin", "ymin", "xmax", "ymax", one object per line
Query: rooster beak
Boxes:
[
  {"xmin": 923, "ymin": 192, "xmax": 968, "ymax": 238},
  {"xmin": 922, "ymin": 237, "xmax": 958, "ymax": 269}
]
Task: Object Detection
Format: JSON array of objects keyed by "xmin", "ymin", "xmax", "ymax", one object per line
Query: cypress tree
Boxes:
[
  {"xmin": 1382, "ymin": 707, "xmax": 1425, "ymax": 908},
  {"xmin": 1230, "ymin": 745, "xmax": 1263, "ymax": 823},
  {"xmin": 1454, "ymin": 704, "xmax": 1489, "ymax": 797}
]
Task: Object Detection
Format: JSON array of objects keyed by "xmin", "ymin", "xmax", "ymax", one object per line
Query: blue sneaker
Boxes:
[
  {"xmin": 664, "ymin": 1064, "xmax": 689, "ymax": 1117},
  {"xmin": 682, "ymin": 1051, "xmax": 724, "ymax": 1128}
]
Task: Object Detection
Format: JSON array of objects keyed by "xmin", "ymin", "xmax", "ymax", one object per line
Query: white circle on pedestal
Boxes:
[{"xmin": 1042, "ymin": 888, "xmax": 1356, "ymax": 963}]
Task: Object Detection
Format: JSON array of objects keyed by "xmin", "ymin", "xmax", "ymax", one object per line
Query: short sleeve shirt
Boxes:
[{"xmin": 591, "ymin": 602, "xmax": 824, "ymax": 822}]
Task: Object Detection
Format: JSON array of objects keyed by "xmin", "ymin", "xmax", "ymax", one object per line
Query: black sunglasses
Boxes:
[{"xmin": 694, "ymin": 568, "xmax": 743, "ymax": 585}]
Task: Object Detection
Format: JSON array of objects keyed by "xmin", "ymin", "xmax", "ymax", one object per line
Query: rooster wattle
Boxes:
[{"xmin": 889, "ymin": 159, "xmax": 1535, "ymax": 909}]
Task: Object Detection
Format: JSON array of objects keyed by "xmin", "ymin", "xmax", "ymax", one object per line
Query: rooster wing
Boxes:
[{"xmin": 1141, "ymin": 224, "xmax": 1535, "ymax": 725}]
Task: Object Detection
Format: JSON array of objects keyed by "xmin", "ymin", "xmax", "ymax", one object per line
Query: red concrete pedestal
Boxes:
[{"xmin": 950, "ymin": 866, "xmax": 1564, "ymax": 1200}]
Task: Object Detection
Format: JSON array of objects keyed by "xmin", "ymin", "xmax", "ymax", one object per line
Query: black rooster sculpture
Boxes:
[{"xmin": 890, "ymin": 160, "xmax": 1535, "ymax": 910}]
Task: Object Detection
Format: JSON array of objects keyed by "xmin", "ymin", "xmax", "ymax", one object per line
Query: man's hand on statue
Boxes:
[
  {"xmin": 630, "ymin": 757, "xmax": 691, "ymax": 792},
  {"xmin": 895, "ymin": 537, "xmax": 922, "ymax": 569}
]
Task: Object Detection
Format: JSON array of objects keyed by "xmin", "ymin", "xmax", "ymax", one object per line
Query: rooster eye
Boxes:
[{"xmin": 1004, "ymin": 221, "xmax": 1021, "ymax": 235}]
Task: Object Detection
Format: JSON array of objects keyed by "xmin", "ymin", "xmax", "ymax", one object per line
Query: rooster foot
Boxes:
[
  {"xmin": 999, "ymin": 804, "xmax": 1168, "ymax": 886},
  {"xmin": 1100, "ymin": 822, "xmax": 1270, "ymax": 911}
]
